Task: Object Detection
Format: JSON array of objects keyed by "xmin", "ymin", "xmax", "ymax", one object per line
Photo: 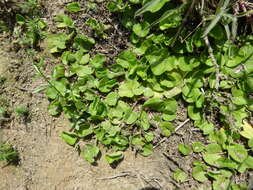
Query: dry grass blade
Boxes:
[
  {"xmin": 201, "ymin": 0, "xmax": 231, "ymax": 38},
  {"xmin": 171, "ymin": 0, "xmax": 197, "ymax": 47}
]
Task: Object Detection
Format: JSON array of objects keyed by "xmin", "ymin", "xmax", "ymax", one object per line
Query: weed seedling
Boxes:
[
  {"xmin": 15, "ymin": 105, "xmax": 29, "ymax": 118},
  {"xmin": 0, "ymin": 143, "xmax": 19, "ymax": 164},
  {"xmin": 0, "ymin": 77, "xmax": 6, "ymax": 85}
]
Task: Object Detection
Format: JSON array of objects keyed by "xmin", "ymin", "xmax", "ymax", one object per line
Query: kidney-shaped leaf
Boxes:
[
  {"xmin": 105, "ymin": 152, "xmax": 124, "ymax": 164},
  {"xmin": 133, "ymin": 22, "xmax": 150, "ymax": 37},
  {"xmin": 60, "ymin": 132, "xmax": 77, "ymax": 146},
  {"xmin": 81, "ymin": 144, "xmax": 100, "ymax": 163},
  {"xmin": 192, "ymin": 166, "xmax": 208, "ymax": 182},
  {"xmin": 135, "ymin": 0, "xmax": 171, "ymax": 16},
  {"xmin": 227, "ymin": 144, "xmax": 248, "ymax": 163},
  {"xmin": 119, "ymin": 80, "xmax": 143, "ymax": 98}
]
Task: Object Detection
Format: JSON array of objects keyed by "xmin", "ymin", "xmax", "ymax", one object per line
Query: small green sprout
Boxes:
[
  {"xmin": 0, "ymin": 143, "xmax": 19, "ymax": 164},
  {"xmin": 15, "ymin": 105, "xmax": 29, "ymax": 118}
]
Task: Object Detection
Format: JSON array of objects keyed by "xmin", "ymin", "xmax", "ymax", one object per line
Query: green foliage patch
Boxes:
[
  {"xmin": 0, "ymin": 143, "xmax": 19, "ymax": 164},
  {"xmin": 25, "ymin": 0, "xmax": 253, "ymax": 189}
]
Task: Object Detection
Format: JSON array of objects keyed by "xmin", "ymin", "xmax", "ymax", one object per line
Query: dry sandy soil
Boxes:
[{"xmin": 0, "ymin": 1, "xmax": 217, "ymax": 190}]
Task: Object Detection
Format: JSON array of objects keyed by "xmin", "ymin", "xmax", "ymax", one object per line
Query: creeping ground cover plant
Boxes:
[{"xmin": 29, "ymin": 0, "xmax": 253, "ymax": 189}]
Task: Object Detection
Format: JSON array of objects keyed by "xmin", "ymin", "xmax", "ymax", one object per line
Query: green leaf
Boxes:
[
  {"xmin": 75, "ymin": 125, "xmax": 93, "ymax": 137},
  {"xmin": 106, "ymin": 0, "xmax": 126, "ymax": 12},
  {"xmin": 16, "ymin": 14, "xmax": 26, "ymax": 25},
  {"xmin": 178, "ymin": 144, "xmax": 191, "ymax": 156},
  {"xmin": 192, "ymin": 142, "xmax": 205, "ymax": 153},
  {"xmin": 144, "ymin": 132, "xmax": 154, "ymax": 143},
  {"xmin": 118, "ymin": 80, "xmax": 143, "ymax": 98},
  {"xmin": 135, "ymin": 0, "xmax": 170, "ymax": 16},
  {"xmin": 53, "ymin": 65, "xmax": 65, "ymax": 79},
  {"xmin": 242, "ymin": 156, "xmax": 253, "ymax": 170},
  {"xmin": 141, "ymin": 143, "xmax": 153, "ymax": 157},
  {"xmin": 205, "ymin": 143, "xmax": 222, "ymax": 154},
  {"xmin": 188, "ymin": 104, "xmax": 201, "ymax": 121},
  {"xmin": 71, "ymin": 64, "xmax": 94, "ymax": 77},
  {"xmin": 143, "ymin": 98, "xmax": 177, "ymax": 114},
  {"xmin": 88, "ymin": 97, "xmax": 107, "ymax": 118},
  {"xmin": 74, "ymin": 34, "xmax": 95, "ymax": 52},
  {"xmin": 227, "ymin": 144, "xmax": 248, "ymax": 163},
  {"xmin": 157, "ymin": 5, "xmax": 184, "ymax": 30},
  {"xmin": 61, "ymin": 51, "xmax": 75, "ymax": 65},
  {"xmin": 113, "ymin": 137, "xmax": 128, "ymax": 151},
  {"xmin": 140, "ymin": 111, "xmax": 150, "ymax": 131},
  {"xmin": 81, "ymin": 144, "xmax": 100, "ymax": 163},
  {"xmin": 60, "ymin": 132, "xmax": 77, "ymax": 146},
  {"xmin": 199, "ymin": 121, "xmax": 214, "ymax": 135},
  {"xmin": 80, "ymin": 54, "xmax": 90, "ymax": 65},
  {"xmin": 209, "ymin": 129, "xmax": 228, "ymax": 147},
  {"xmin": 65, "ymin": 2, "xmax": 82, "ymax": 12},
  {"xmin": 246, "ymin": 76, "xmax": 253, "ymax": 92},
  {"xmin": 159, "ymin": 11, "xmax": 182, "ymax": 30},
  {"xmin": 207, "ymin": 169, "xmax": 233, "ymax": 180},
  {"xmin": 212, "ymin": 178, "xmax": 230, "ymax": 190},
  {"xmin": 55, "ymin": 14, "xmax": 75, "ymax": 28},
  {"xmin": 116, "ymin": 50, "xmax": 137, "ymax": 69},
  {"xmin": 101, "ymin": 120, "xmax": 120, "ymax": 136},
  {"xmin": 105, "ymin": 152, "xmax": 123, "ymax": 164},
  {"xmin": 192, "ymin": 166, "xmax": 208, "ymax": 182},
  {"xmin": 48, "ymin": 102, "xmax": 61, "ymax": 116},
  {"xmin": 150, "ymin": 56, "xmax": 175, "ymax": 76},
  {"xmin": 86, "ymin": 18, "xmax": 108, "ymax": 38},
  {"xmin": 203, "ymin": 152, "xmax": 222, "ymax": 167},
  {"xmin": 163, "ymin": 86, "xmax": 182, "ymax": 99},
  {"xmin": 131, "ymin": 135, "xmax": 145, "ymax": 147},
  {"xmin": 160, "ymin": 122, "xmax": 174, "ymax": 137},
  {"xmin": 237, "ymin": 156, "xmax": 252, "ymax": 173},
  {"xmin": 176, "ymin": 56, "xmax": 193, "ymax": 72},
  {"xmin": 232, "ymin": 95, "xmax": 248, "ymax": 106},
  {"xmin": 133, "ymin": 22, "xmax": 150, "ymax": 37},
  {"xmin": 162, "ymin": 113, "xmax": 176, "ymax": 121},
  {"xmin": 98, "ymin": 78, "xmax": 117, "ymax": 93},
  {"xmin": 105, "ymin": 92, "xmax": 119, "ymax": 106},
  {"xmin": 215, "ymin": 157, "xmax": 238, "ymax": 169},
  {"xmin": 129, "ymin": 0, "xmax": 141, "ymax": 4},
  {"xmin": 46, "ymin": 87, "xmax": 58, "ymax": 100},
  {"xmin": 46, "ymin": 33, "xmax": 68, "ymax": 53},
  {"xmin": 146, "ymin": 47, "xmax": 167, "ymax": 64},
  {"xmin": 248, "ymin": 138, "xmax": 253, "ymax": 149},
  {"xmin": 172, "ymin": 168, "xmax": 188, "ymax": 183},
  {"xmin": 90, "ymin": 54, "xmax": 106, "ymax": 68},
  {"xmin": 125, "ymin": 111, "xmax": 139, "ymax": 125},
  {"xmin": 46, "ymin": 79, "xmax": 68, "ymax": 99},
  {"xmin": 143, "ymin": 98, "xmax": 164, "ymax": 111},
  {"xmin": 133, "ymin": 38, "xmax": 152, "ymax": 56},
  {"xmin": 240, "ymin": 121, "xmax": 253, "ymax": 139}
]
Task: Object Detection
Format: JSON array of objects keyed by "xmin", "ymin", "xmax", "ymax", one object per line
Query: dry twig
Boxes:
[
  {"xmin": 203, "ymin": 36, "xmax": 220, "ymax": 90},
  {"xmin": 175, "ymin": 118, "xmax": 190, "ymax": 132},
  {"xmin": 97, "ymin": 172, "xmax": 135, "ymax": 180}
]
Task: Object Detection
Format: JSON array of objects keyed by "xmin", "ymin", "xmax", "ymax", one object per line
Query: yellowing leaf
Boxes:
[{"xmin": 240, "ymin": 121, "xmax": 253, "ymax": 139}]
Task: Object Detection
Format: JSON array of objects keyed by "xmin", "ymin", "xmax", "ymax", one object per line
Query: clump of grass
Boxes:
[
  {"xmin": 0, "ymin": 77, "xmax": 6, "ymax": 84},
  {"xmin": 0, "ymin": 100, "xmax": 10, "ymax": 124},
  {"xmin": 0, "ymin": 143, "xmax": 19, "ymax": 164},
  {"xmin": 15, "ymin": 105, "xmax": 29, "ymax": 118},
  {"xmin": 0, "ymin": 106, "xmax": 7, "ymax": 118}
]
